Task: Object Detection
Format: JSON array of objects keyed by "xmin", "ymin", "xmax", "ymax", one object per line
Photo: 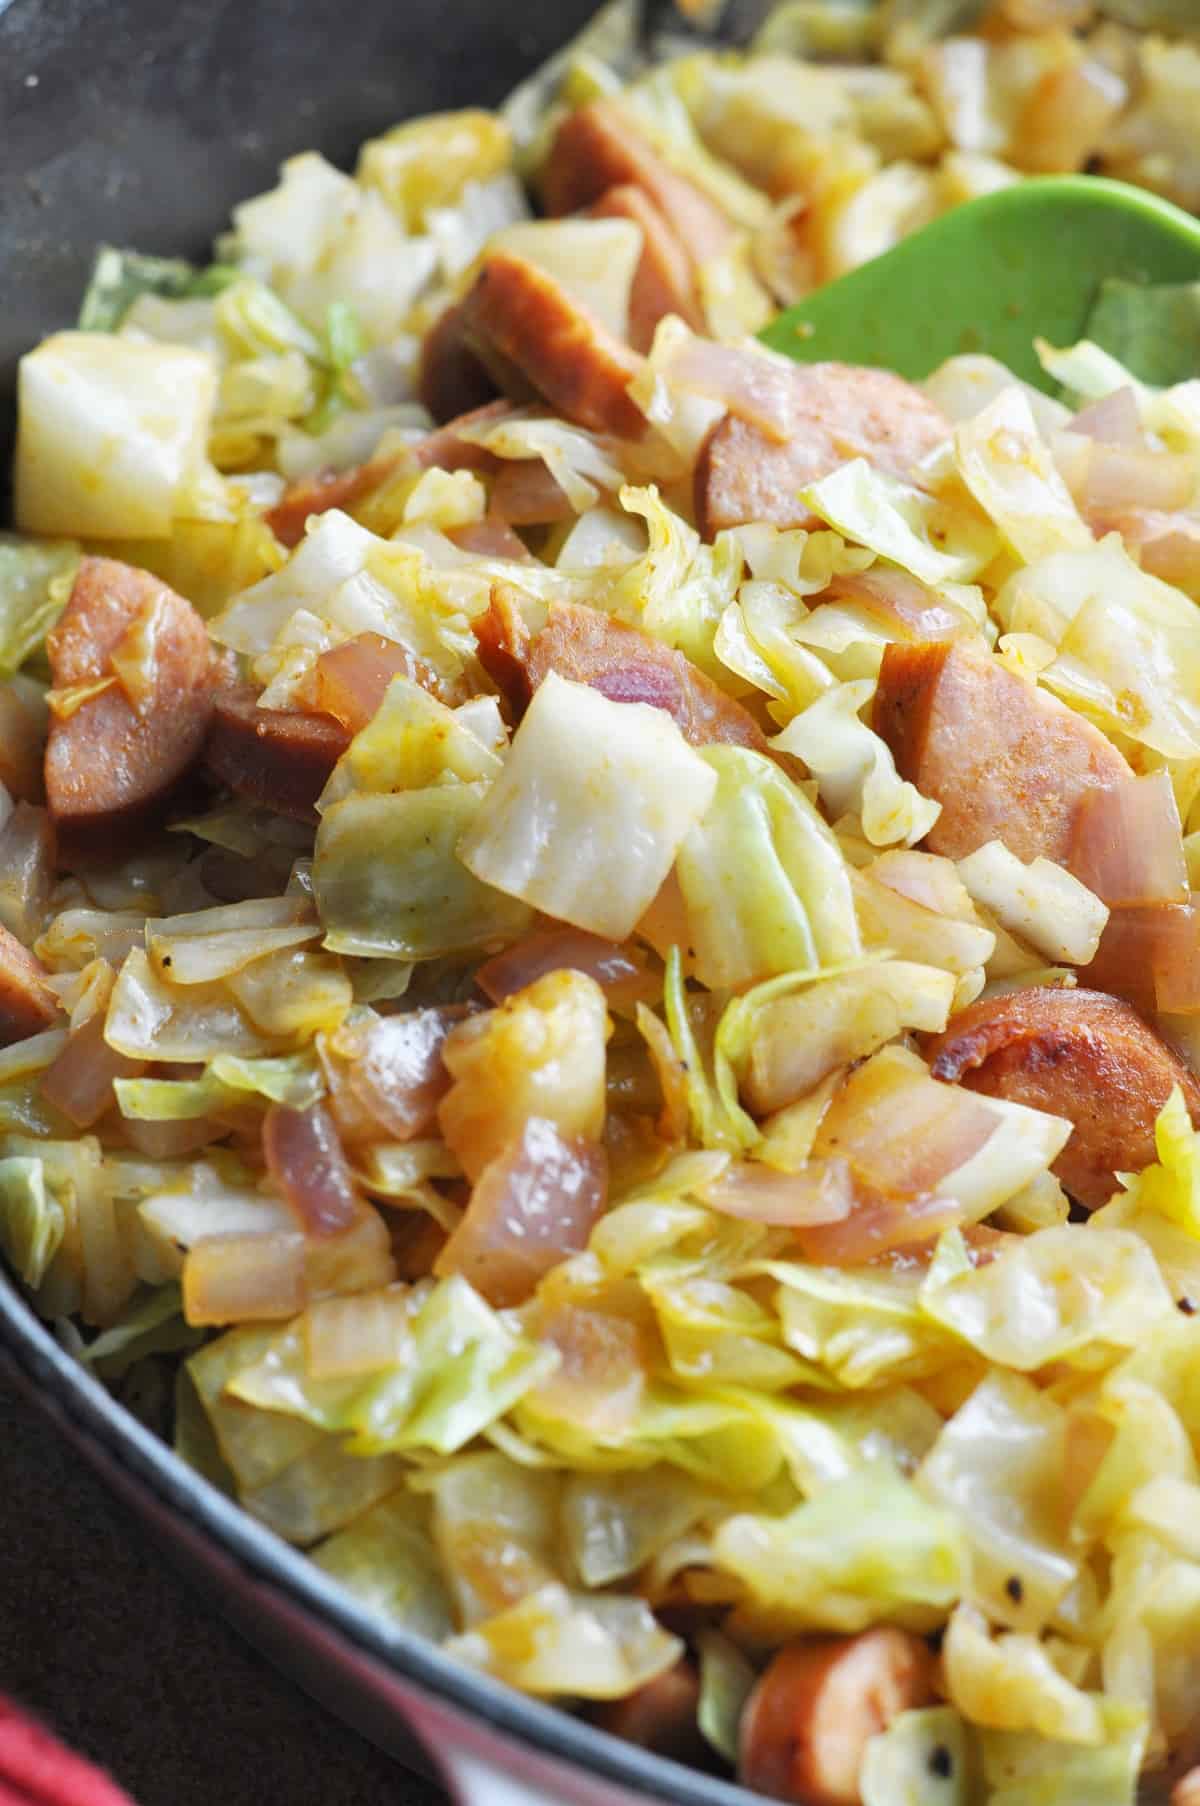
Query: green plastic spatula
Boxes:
[{"xmin": 758, "ymin": 175, "xmax": 1200, "ymax": 393}]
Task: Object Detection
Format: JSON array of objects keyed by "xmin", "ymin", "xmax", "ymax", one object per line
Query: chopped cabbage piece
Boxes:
[
  {"xmin": 16, "ymin": 332, "xmax": 218, "ymax": 539},
  {"xmin": 309, "ymin": 1488, "xmax": 454, "ymax": 1641},
  {"xmin": 105, "ymin": 948, "xmax": 278, "ymax": 1060},
  {"xmin": 696, "ymin": 1628, "xmax": 757, "ymax": 1766},
  {"xmin": 78, "ymin": 245, "xmax": 238, "ymax": 333},
  {"xmin": 977, "ymin": 1700, "xmax": 1148, "ymax": 1806},
  {"xmin": 860, "ymin": 1707, "xmax": 973, "ymax": 1806},
  {"xmin": 943, "ymin": 1605, "xmax": 1104, "ymax": 1745},
  {"xmin": 955, "ymin": 842, "xmax": 1108, "ymax": 967},
  {"xmin": 773, "ymin": 680, "xmax": 942, "ymax": 848},
  {"xmin": 459, "ymin": 674, "xmax": 718, "ymax": 942},
  {"xmin": 712, "ymin": 1468, "xmax": 967, "ymax": 1636},
  {"xmin": 920, "ymin": 1225, "xmax": 1175, "ymax": 1369},
  {"xmin": 315, "ymin": 785, "xmax": 532, "ymax": 960},
  {"xmin": 800, "ymin": 460, "xmax": 996, "ymax": 586},
  {"xmin": 445, "ymin": 1582, "xmax": 683, "ymax": 1699},
  {"xmin": 0, "ymin": 1154, "xmax": 64, "ymax": 1290},
  {"xmin": 0, "ymin": 536, "xmax": 80, "ymax": 675},
  {"xmin": 954, "ymin": 387, "xmax": 1092, "ymax": 563},
  {"xmin": 1112, "ymin": 1086, "xmax": 1200, "ymax": 1238},
  {"xmin": 917, "ymin": 1371, "xmax": 1078, "ymax": 1631},
  {"xmin": 674, "ymin": 747, "xmax": 862, "ymax": 991}
]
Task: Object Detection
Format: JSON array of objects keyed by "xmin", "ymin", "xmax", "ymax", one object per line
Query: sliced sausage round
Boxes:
[
  {"xmin": 739, "ymin": 1629, "xmax": 935, "ymax": 1806},
  {"xmin": 203, "ymin": 690, "xmax": 351, "ymax": 824},
  {"xmin": 926, "ymin": 986, "xmax": 1200, "ymax": 1210},
  {"xmin": 460, "ymin": 251, "xmax": 647, "ymax": 440},
  {"xmin": 588, "ymin": 183, "xmax": 703, "ymax": 351},
  {"xmin": 696, "ymin": 362, "xmax": 951, "ymax": 539},
  {"xmin": 45, "ymin": 557, "xmax": 218, "ymax": 845},
  {"xmin": 542, "ymin": 99, "xmax": 734, "ymax": 268},
  {"xmin": 417, "ymin": 299, "xmax": 499, "ymax": 424},
  {"xmin": 0, "ymin": 925, "xmax": 60, "ymax": 1047},
  {"xmin": 592, "ymin": 1659, "xmax": 705, "ymax": 1764},
  {"xmin": 874, "ymin": 640, "xmax": 1130, "ymax": 865}
]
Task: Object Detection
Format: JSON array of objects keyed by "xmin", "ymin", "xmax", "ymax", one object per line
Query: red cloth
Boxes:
[{"xmin": 0, "ymin": 1698, "xmax": 137, "ymax": 1806}]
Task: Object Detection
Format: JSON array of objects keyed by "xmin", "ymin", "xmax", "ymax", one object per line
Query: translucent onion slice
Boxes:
[
  {"xmin": 699, "ymin": 1156, "xmax": 855, "ymax": 1227},
  {"xmin": 435, "ymin": 1118, "xmax": 608, "ymax": 1307},
  {"xmin": 183, "ymin": 1230, "xmax": 307, "ymax": 1326},
  {"xmin": 1069, "ymin": 771, "xmax": 1188, "ymax": 907},
  {"xmin": 663, "ymin": 338, "xmax": 798, "ymax": 444},
  {"xmin": 1067, "ymin": 386, "xmax": 1142, "ymax": 448},
  {"xmin": 39, "ymin": 1009, "xmax": 145, "ymax": 1129},
  {"xmin": 795, "ymin": 1188, "xmax": 964, "ymax": 1266},
  {"xmin": 312, "ymin": 632, "xmax": 444, "ymax": 733},
  {"xmin": 303, "ymin": 1284, "xmax": 416, "ymax": 1379},
  {"xmin": 263, "ymin": 1100, "xmax": 366, "ymax": 1238},
  {"xmin": 813, "ymin": 1049, "xmax": 999, "ymax": 1198},
  {"xmin": 477, "ymin": 928, "xmax": 656, "ymax": 1013},
  {"xmin": 1081, "ymin": 444, "xmax": 1195, "ymax": 522},
  {"xmin": 527, "ymin": 1301, "xmax": 647, "ymax": 1435},
  {"xmin": 320, "ymin": 1005, "xmax": 467, "ymax": 1146}
]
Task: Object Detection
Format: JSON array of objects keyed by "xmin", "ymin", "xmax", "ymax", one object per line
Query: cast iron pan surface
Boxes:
[
  {"xmin": 0, "ymin": 0, "xmax": 603, "ymax": 476},
  {"xmin": 0, "ymin": 1, "xmax": 756, "ymax": 1799}
]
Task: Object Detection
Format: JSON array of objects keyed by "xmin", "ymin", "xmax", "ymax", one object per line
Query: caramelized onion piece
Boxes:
[
  {"xmin": 182, "ymin": 1229, "xmax": 307, "ymax": 1326},
  {"xmin": 700, "ymin": 1157, "xmax": 855, "ymax": 1227},
  {"xmin": 1069, "ymin": 770, "xmax": 1187, "ymax": 906},
  {"xmin": 40, "ymin": 1010, "xmax": 145, "ymax": 1129},
  {"xmin": 312, "ymin": 632, "xmax": 447, "ymax": 733},
  {"xmin": 813, "ymin": 1056, "xmax": 998, "ymax": 1198},
  {"xmin": 321, "ymin": 1006, "xmax": 467, "ymax": 1146},
  {"xmin": 435, "ymin": 1117, "xmax": 607, "ymax": 1306},
  {"xmin": 795, "ymin": 1187, "xmax": 964, "ymax": 1267},
  {"xmin": 530, "ymin": 1300, "xmax": 647, "ymax": 1434},
  {"xmin": 262, "ymin": 1100, "xmax": 365, "ymax": 1238},
  {"xmin": 477, "ymin": 928, "xmax": 655, "ymax": 1012}
]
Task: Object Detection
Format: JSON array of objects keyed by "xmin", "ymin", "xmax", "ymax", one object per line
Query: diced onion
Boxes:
[
  {"xmin": 1067, "ymin": 388, "xmax": 1143, "ymax": 449},
  {"xmin": 663, "ymin": 339, "xmax": 799, "ymax": 445},
  {"xmin": 795, "ymin": 1188, "xmax": 964, "ymax": 1266},
  {"xmin": 183, "ymin": 1230, "xmax": 308, "ymax": 1326},
  {"xmin": 699, "ymin": 1157, "xmax": 855, "ymax": 1227},
  {"xmin": 1069, "ymin": 771, "xmax": 1188, "ymax": 907},
  {"xmin": 477, "ymin": 928, "xmax": 656, "ymax": 1013},
  {"xmin": 436, "ymin": 1117, "xmax": 608, "ymax": 1307},
  {"xmin": 40, "ymin": 1010, "xmax": 145, "ymax": 1129},
  {"xmin": 303, "ymin": 1284, "xmax": 416, "ymax": 1378},
  {"xmin": 320, "ymin": 1006, "xmax": 465, "ymax": 1145},
  {"xmin": 262, "ymin": 1100, "xmax": 366, "ymax": 1237}
]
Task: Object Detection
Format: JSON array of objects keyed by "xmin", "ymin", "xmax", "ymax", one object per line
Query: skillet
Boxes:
[{"xmin": 0, "ymin": 2, "xmax": 763, "ymax": 1801}]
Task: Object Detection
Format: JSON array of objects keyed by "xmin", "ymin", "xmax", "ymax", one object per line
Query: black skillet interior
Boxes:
[{"xmin": 0, "ymin": 0, "xmax": 606, "ymax": 483}]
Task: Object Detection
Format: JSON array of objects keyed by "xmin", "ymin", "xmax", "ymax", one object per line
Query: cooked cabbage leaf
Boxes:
[{"xmin": 675, "ymin": 746, "xmax": 862, "ymax": 991}]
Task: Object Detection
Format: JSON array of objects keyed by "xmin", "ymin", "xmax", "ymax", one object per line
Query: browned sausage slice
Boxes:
[
  {"xmin": 460, "ymin": 251, "xmax": 647, "ymax": 440},
  {"xmin": 267, "ymin": 401, "xmax": 518, "ymax": 547},
  {"xmin": 203, "ymin": 689, "xmax": 351, "ymax": 824},
  {"xmin": 874, "ymin": 641, "xmax": 1130, "ymax": 865},
  {"xmin": 476, "ymin": 592, "xmax": 767, "ymax": 751},
  {"xmin": 739, "ymin": 1630, "xmax": 935, "ymax": 1806},
  {"xmin": 696, "ymin": 363, "xmax": 951, "ymax": 539},
  {"xmin": 926, "ymin": 987, "xmax": 1200, "ymax": 1210},
  {"xmin": 417, "ymin": 298, "xmax": 499, "ymax": 423},
  {"xmin": 592, "ymin": 1660, "xmax": 706, "ymax": 1764},
  {"xmin": 0, "ymin": 924, "xmax": 59, "ymax": 1047},
  {"xmin": 45, "ymin": 558, "xmax": 218, "ymax": 845},
  {"xmin": 528, "ymin": 603, "xmax": 767, "ymax": 750},
  {"xmin": 588, "ymin": 183, "xmax": 703, "ymax": 351},
  {"xmin": 543, "ymin": 99, "xmax": 735, "ymax": 268},
  {"xmin": 488, "ymin": 459, "xmax": 575, "ymax": 527},
  {"xmin": 264, "ymin": 459, "xmax": 399, "ymax": 549}
]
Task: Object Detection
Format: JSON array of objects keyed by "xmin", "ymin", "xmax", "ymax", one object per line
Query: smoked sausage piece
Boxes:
[{"xmin": 203, "ymin": 690, "xmax": 351, "ymax": 824}]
